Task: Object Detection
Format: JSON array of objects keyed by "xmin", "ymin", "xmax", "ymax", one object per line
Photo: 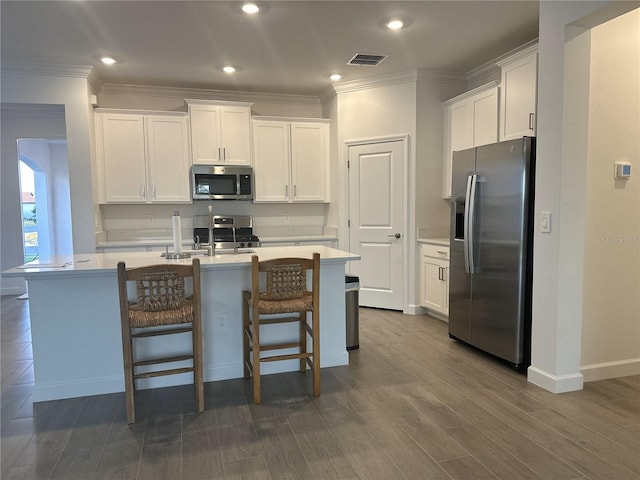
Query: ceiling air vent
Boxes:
[{"xmin": 347, "ymin": 53, "xmax": 387, "ymax": 66}]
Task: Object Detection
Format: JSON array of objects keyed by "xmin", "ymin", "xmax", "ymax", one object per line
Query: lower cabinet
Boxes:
[{"xmin": 420, "ymin": 243, "xmax": 450, "ymax": 317}]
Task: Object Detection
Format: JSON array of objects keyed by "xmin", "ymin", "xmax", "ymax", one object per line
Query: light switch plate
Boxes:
[{"xmin": 540, "ymin": 211, "xmax": 551, "ymax": 233}]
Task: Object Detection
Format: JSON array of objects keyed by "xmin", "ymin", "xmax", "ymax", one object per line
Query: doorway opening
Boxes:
[{"xmin": 17, "ymin": 139, "xmax": 73, "ymax": 263}]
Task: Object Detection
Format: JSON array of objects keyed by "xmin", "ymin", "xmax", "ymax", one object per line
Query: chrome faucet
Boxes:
[
  {"xmin": 207, "ymin": 205, "xmax": 215, "ymax": 256},
  {"xmin": 232, "ymin": 224, "xmax": 238, "ymax": 254}
]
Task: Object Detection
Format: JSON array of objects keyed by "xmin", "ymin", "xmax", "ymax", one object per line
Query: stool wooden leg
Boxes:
[
  {"xmin": 312, "ymin": 309, "xmax": 320, "ymax": 397},
  {"xmin": 299, "ymin": 310, "xmax": 307, "ymax": 373},
  {"xmin": 122, "ymin": 328, "xmax": 136, "ymax": 424},
  {"xmin": 193, "ymin": 321, "xmax": 204, "ymax": 413},
  {"xmin": 252, "ymin": 312, "xmax": 261, "ymax": 405},
  {"xmin": 243, "ymin": 297, "xmax": 251, "ymax": 380}
]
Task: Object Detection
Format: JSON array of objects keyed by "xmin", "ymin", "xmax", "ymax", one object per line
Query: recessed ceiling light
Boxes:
[
  {"xmin": 101, "ymin": 56, "xmax": 116, "ymax": 65},
  {"xmin": 329, "ymin": 74, "xmax": 342, "ymax": 81},
  {"xmin": 386, "ymin": 19, "xmax": 404, "ymax": 30},
  {"xmin": 223, "ymin": 66, "xmax": 236, "ymax": 74},
  {"xmin": 242, "ymin": 3, "xmax": 259, "ymax": 14}
]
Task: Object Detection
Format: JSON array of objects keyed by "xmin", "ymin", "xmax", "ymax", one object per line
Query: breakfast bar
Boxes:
[{"xmin": 3, "ymin": 245, "xmax": 360, "ymax": 402}]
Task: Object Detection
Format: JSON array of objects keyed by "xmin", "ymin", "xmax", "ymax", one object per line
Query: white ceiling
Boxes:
[{"xmin": 0, "ymin": 1, "xmax": 540, "ymax": 97}]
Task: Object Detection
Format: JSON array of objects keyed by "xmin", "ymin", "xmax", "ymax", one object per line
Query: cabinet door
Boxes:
[
  {"xmin": 443, "ymin": 100, "xmax": 473, "ymax": 198},
  {"xmin": 98, "ymin": 114, "xmax": 147, "ymax": 203},
  {"xmin": 422, "ymin": 256, "xmax": 448, "ymax": 314},
  {"xmin": 189, "ymin": 105, "xmax": 221, "ymax": 164},
  {"xmin": 290, "ymin": 122, "xmax": 329, "ymax": 202},
  {"xmin": 252, "ymin": 120, "xmax": 290, "ymax": 202},
  {"xmin": 472, "ymin": 87, "xmax": 499, "ymax": 147},
  {"xmin": 145, "ymin": 115, "xmax": 191, "ymax": 203},
  {"xmin": 219, "ymin": 106, "xmax": 251, "ymax": 165},
  {"xmin": 499, "ymin": 52, "xmax": 538, "ymax": 140}
]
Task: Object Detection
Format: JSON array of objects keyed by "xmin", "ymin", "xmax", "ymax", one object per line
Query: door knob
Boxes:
[{"xmin": 388, "ymin": 233, "xmax": 401, "ymax": 239}]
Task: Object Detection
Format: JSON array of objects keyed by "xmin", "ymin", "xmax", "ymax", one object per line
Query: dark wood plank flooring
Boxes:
[{"xmin": 1, "ymin": 295, "xmax": 638, "ymax": 479}]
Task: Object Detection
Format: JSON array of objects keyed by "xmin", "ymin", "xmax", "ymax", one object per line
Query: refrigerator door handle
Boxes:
[
  {"xmin": 463, "ymin": 175, "xmax": 474, "ymax": 273},
  {"xmin": 467, "ymin": 174, "xmax": 479, "ymax": 274}
]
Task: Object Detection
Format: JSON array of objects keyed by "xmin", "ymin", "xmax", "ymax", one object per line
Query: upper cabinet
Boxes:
[
  {"xmin": 95, "ymin": 110, "xmax": 191, "ymax": 204},
  {"xmin": 497, "ymin": 46, "xmax": 538, "ymax": 141},
  {"xmin": 252, "ymin": 117, "xmax": 330, "ymax": 203},
  {"xmin": 186, "ymin": 100, "xmax": 253, "ymax": 166},
  {"xmin": 442, "ymin": 82, "xmax": 499, "ymax": 198}
]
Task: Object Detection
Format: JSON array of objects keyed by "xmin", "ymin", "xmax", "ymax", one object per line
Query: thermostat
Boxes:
[{"xmin": 615, "ymin": 161, "xmax": 631, "ymax": 179}]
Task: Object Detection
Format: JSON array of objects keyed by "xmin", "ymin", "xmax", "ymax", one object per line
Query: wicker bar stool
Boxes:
[
  {"xmin": 242, "ymin": 253, "xmax": 320, "ymax": 404},
  {"xmin": 117, "ymin": 259, "xmax": 203, "ymax": 424}
]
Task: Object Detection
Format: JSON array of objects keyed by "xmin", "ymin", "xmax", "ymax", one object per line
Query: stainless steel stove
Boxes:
[{"xmin": 193, "ymin": 215, "xmax": 260, "ymax": 250}]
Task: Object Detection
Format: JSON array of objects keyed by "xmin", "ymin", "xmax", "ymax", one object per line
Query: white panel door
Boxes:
[{"xmin": 348, "ymin": 140, "xmax": 404, "ymax": 310}]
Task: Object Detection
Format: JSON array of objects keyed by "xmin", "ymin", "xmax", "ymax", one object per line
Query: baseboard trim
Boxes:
[
  {"xmin": 30, "ymin": 351, "xmax": 350, "ymax": 401},
  {"xmin": 527, "ymin": 366, "xmax": 584, "ymax": 393},
  {"xmin": 581, "ymin": 358, "xmax": 640, "ymax": 382}
]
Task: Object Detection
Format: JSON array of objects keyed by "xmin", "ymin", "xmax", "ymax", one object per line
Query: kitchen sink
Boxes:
[{"xmin": 213, "ymin": 248, "xmax": 255, "ymax": 255}]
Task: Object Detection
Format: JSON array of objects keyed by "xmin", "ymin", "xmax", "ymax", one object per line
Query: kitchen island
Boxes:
[{"xmin": 3, "ymin": 246, "xmax": 359, "ymax": 402}]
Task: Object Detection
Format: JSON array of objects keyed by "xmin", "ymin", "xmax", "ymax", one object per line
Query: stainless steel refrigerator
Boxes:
[{"xmin": 449, "ymin": 137, "xmax": 535, "ymax": 369}]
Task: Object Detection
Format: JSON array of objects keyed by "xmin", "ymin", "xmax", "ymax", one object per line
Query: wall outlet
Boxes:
[
  {"xmin": 147, "ymin": 214, "xmax": 156, "ymax": 225},
  {"xmin": 214, "ymin": 312, "xmax": 229, "ymax": 331}
]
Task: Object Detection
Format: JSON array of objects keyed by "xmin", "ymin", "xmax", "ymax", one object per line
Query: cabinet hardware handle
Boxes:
[
  {"xmin": 294, "ymin": 185, "xmax": 297, "ymax": 198},
  {"xmin": 442, "ymin": 267, "xmax": 446, "ymax": 281},
  {"xmin": 529, "ymin": 113, "xmax": 535, "ymax": 130},
  {"xmin": 223, "ymin": 147, "xmax": 226, "ymax": 161},
  {"xmin": 218, "ymin": 147, "xmax": 222, "ymax": 162},
  {"xmin": 437, "ymin": 250, "xmax": 447, "ymax": 255}
]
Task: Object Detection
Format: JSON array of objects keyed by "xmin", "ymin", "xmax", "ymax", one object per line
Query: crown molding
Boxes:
[
  {"xmin": 99, "ymin": 83, "xmax": 321, "ymax": 106},
  {"xmin": 1, "ymin": 62, "xmax": 94, "ymax": 79},
  {"xmin": 494, "ymin": 40, "xmax": 539, "ymax": 67},
  {"xmin": 331, "ymin": 70, "xmax": 418, "ymax": 94}
]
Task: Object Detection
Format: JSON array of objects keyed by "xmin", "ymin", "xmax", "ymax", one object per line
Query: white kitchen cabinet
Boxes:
[
  {"xmin": 442, "ymin": 82, "xmax": 498, "ymax": 198},
  {"xmin": 497, "ymin": 46, "xmax": 538, "ymax": 141},
  {"xmin": 420, "ymin": 243, "xmax": 450, "ymax": 317},
  {"xmin": 252, "ymin": 117, "xmax": 330, "ymax": 203},
  {"xmin": 95, "ymin": 111, "xmax": 191, "ymax": 204},
  {"xmin": 186, "ymin": 100, "xmax": 253, "ymax": 165}
]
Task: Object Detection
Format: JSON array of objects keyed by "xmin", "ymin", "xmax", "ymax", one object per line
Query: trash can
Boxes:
[{"xmin": 345, "ymin": 275, "xmax": 360, "ymax": 350}]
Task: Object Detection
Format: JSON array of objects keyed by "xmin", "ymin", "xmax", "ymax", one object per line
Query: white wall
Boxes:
[
  {"xmin": 1, "ymin": 71, "xmax": 96, "ymax": 257},
  {"xmin": 1, "ymin": 105, "xmax": 67, "ymax": 294},
  {"xmin": 331, "ymin": 76, "xmax": 417, "ymax": 312},
  {"xmin": 581, "ymin": 8, "xmax": 640, "ymax": 381},
  {"xmin": 527, "ymin": 0, "xmax": 638, "ymax": 392}
]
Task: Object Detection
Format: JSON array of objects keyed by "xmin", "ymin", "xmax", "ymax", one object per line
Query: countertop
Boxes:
[
  {"xmin": 417, "ymin": 237, "xmax": 450, "ymax": 246},
  {"xmin": 3, "ymin": 245, "xmax": 360, "ymax": 278},
  {"xmin": 96, "ymin": 235, "xmax": 338, "ymax": 248}
]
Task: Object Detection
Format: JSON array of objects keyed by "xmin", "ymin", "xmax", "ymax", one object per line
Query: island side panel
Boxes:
[
  {"xmin": 27, "ymin": 274, "xmax": 124, "ymax": 402},
  {"xmin": 24, "ymin": 256, "xmax": 350, "ymax": 402}
]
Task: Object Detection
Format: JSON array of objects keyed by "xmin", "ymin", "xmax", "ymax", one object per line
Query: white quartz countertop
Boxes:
[
  {"xmin": 3, "ymin": 245, "xmax": 360, "ymax": 278},
  {"xmin": 417, "ymin": 237, "xmax": 450, "ymax": 246},
  {"xmin": 96, "ymin": 235, "xmax": 338, "ymax": 248}
]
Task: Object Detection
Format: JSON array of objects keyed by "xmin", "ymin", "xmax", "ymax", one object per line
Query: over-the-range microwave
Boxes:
[{"xmin": 191, "ymin": 165, "xmax": 253, "ymax": 201}]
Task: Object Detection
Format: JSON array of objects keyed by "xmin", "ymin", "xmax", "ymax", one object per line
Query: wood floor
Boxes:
[{"xmin": 1, "ymin": 295, "xmax": 639, "ymax": 480}]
